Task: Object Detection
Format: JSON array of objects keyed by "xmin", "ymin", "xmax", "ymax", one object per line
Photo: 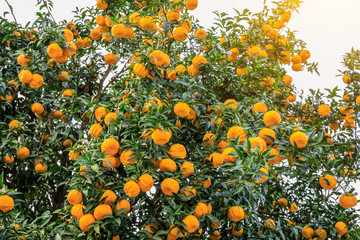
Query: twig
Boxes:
[
  {"xmin": 96, "ymin": 65, "xmax": 112, "ymax": 100},
  {"xmin": 145, "ymin": 194, "xmax": 153, "ymax": 206},
  {"xmin": 163, "ymin": 39, "xmax": 175, "ymax": 80},
  {"xmin": 96, "ymin": 41, "xmax": 132, "ymax": 100},
  {"xmin": 4, "ymin": 0, "xmax": 17, "ymax": 23},
  {"xmin": 166, "ymin": 37, "xmax": 174, "ymax": 55},
  {"xmin": 43, "ymin": 0, "xmax": 56, "ymax": 24},
  {"xmin": 102, "ymin": 61, "xmax": 129, "ymax": 91},
  {"xmin": 320, "ymin": 180, "xmax": 344, "ymax": 204},
  {"xmin": 150, "ymin": 189, "xmax": 161, "ymax": 205}
]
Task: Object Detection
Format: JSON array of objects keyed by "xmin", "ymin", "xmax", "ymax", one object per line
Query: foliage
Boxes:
[{"xmin": 0, "ymin": 0, "xmax": 359, "ymax": 239}]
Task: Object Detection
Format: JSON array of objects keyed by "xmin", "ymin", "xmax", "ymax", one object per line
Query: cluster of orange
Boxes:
[
  {"xmin": 46, "ymin": 28, "xmax": 81, "ymax": 63},
  {"xmin": 88, "ymin": 0, "xmax": 200, "ymax": 81},
  {"xmin": 4, "ymin": 100, "xmax": 72, "ymax": 173},
  {"xmin": 2, "ymin": 26, "xmax": 83, "ymax": 169},
  {"xmin": 235, "ymin": 11, "xmax": 311, "ymax": 71},
  {"xmin": 79, "ymin": 90, "xmax": 343, "ymax": 238},
  {"xmin": 340, "ymin": 73, "xmax": 358, "ymax": 128},
  {"xmin": 65, "ymin": 188, "xmax": 124, "ymax": 239}
]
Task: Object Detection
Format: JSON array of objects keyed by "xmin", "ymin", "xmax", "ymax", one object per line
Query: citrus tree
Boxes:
[{"xmin": 0, "ymin": 0, "xmax": 359, "ymax": 239}]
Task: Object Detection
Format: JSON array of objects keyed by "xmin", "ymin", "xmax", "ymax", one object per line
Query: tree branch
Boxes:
[
  {"xmin": 167, "ymin": 38, "xmax": 174, "ymax": 54},
  {"xmin": 43, "ymin": 0, "xmax": 56, "ymax": 24},
  {"xmin": 4, "ymin": 0, "xmax": 18, "ymax": 23},
  {"xmin": 96, "ymin": 65, "xmax": 112, "ymax": 100},
  {"xmin": 320, "ymin": 180, "xmax": 344, "ymax": 204},
  {"xmin": 102, "ymin": 61, "xmax": 129, "ymax": 92},
  {"xmin": 150, "ymin": 188, "xmax": 161, "ymax": 205}
]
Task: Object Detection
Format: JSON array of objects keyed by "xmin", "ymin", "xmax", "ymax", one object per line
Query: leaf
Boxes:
[
  {"xmin": 314, "ymin": 132, "xmax": 323, "ymax": 144},
  {"xmin": 1, "ymin": 34, "xmax": 10, "ymax": 43},
  {"xmin": 94, "ymin": 224, "xmax": 100, "ymax": 234},
  {"xmin": 114, "ymin": 217, "xmax": 121, "ymax": 226},
  {"xmin": 234, "ymin": 183, "xmax": 244, "ymax": 195},
  {"xmin": 91, "ymin": 164, "xmax": 99, "ymax": 173},
  {"xmin": 0, "ymin": 172, "xmax": 3, "ymax": 190}
]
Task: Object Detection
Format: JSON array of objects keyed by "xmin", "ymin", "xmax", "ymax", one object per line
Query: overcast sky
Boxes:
[{"xmin": 2, "ymin": 0, "xmax": 360, "ymax": 94}]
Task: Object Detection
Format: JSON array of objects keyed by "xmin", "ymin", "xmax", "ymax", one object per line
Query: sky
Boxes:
[{"xmin": 2, "ymin": 0, "xmax": 360, "ymax": 94}]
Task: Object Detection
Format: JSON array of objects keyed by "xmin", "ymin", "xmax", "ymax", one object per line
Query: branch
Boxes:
[
  {"xmin": 163, "ymin": 39, "xmax": 175, "ymax": 80},
  {"xmin": 320, "ymin": 179, "xmax": 344, "ymax": 204},
  {"xmin": 96, "ymin": 43, "xmax": 130, "ymax": 100},
  {"xmin": 4, "ymin": 0, "xmax": 18, "ymax": 23},
  {"xmin": 43, "ymin": 0, "xmax": 56, "ymax": 24},
  {"xmin": 167, "ymin": 38, "xmax": 174, "ymax": 54},
  {"xmin": 150, "ymin": 188, "xmax": 161, "ymax": 205},
  {"xmin": 96, "ymin": 65, "xmax": 112, "ymax": 100},
  {"xmin": 145, "ymin": 194, "xmax": 153, "ymax": 206},
  {"xmin": 102, "ymin": 61, "xmax": 129, "ymax": 92}
]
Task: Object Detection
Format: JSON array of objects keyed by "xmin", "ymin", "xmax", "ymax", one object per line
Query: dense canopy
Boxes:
[{"xmin": 0, "ymin": 0, "xmax": 359, "ymax": 239}]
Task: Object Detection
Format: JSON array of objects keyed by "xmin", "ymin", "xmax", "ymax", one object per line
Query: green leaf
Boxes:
[
  {"xmin": 91, "ymin": 164, "xmax": 99, "ymax": 173},
  {"xmin": 0, "ymin": 172, "xmax": 3, "ymax": 190},
  {"xmin": 94, "ymin": 224, "xmax": 100, "ymax": 234},
  {"xmin": 114, "ymin": 217, "xmax": 121, "ymax": 226}
]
